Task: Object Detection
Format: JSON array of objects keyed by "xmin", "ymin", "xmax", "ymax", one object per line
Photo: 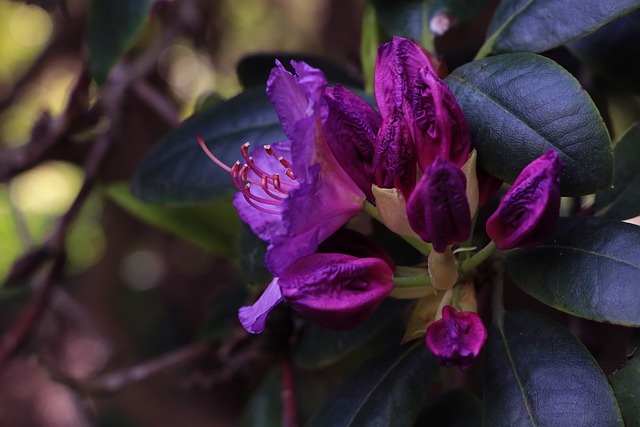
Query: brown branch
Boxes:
[{"xmin": 46, "ymin": 341, "xmax": 213, "ymax": 396}]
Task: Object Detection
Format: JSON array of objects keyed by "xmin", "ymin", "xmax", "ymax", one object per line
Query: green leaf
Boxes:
[
  {"xmin": 478, "ymin": 0, "xmax": 640, "ymax": 58},
  {"xmin": 131, "ymin": 87, "xmax": 284, "ymax": 203},
  {"xmin": 610, "ymin": 331, "xmax": 640, "ymax": 427},
  {"xmin": 567, "ymin": 10, "xmax": 640, "ymax": 96},
  {"xmin": 88, "ymin": 0, "xmax": 154, "ymax": 85},
  {"xmin": 446, "ymin": 52, "xmax": 612, "ymax": 196},
  {"xmin": 106, "ymin": 183, "xmax": 239, "ymax": 257},
  {"xmin": 293, "ymin": 299, "xmax": 405, "ymax": 369},
  {"xmin": 418, "ymin": 388, "xmax": 482, "ymax": 427},
  {"xmin": 596, "ymin": 122, "xmax": 640, "ymax": 220},
  {"xmin": 371, "ymin": 0, "xmax": 434, "ymax": 51},
  {"xmin": 484, "ymin": 310, "xmax": 623, "ymax": 426},
  {"xmin": 360, "ymin": 3, "xmax": 383, "ymax": 94},
  {"xmin": 306, "ymin": 342, "xmax": 438, "ymax": 427},
  {"xmin": 507, "ymin": 217, "xmax": 640, "ymax": 326},
  {"xmin": 240, "ymin": 369, "xmax": 283, "ymax": 427}
]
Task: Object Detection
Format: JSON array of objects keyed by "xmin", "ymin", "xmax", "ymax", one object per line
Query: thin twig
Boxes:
[
  {"xmin": 281, "ymin": 358, "xmax": 299, "ymax": 427},
  {"xmin": 46, "ymin": 341, "xmax": 213, "ymax": 395}
]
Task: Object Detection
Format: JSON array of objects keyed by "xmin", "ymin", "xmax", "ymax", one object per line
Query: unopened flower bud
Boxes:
[
  {"xmin": 486, "ymin": 149, "xmax": 564, "ymax": 250},
  {"xmin": 406, "ymin": 157, "xmax": 471, "ymax": 252},
  {"xmin": 425, "ymin": 305, "xmax": 487, "ymax": 370}
]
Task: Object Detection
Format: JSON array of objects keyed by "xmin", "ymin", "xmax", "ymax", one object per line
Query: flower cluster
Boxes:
[{"xmin": 200, "ymin": 37, "xmax": 564, "ymax": 369}]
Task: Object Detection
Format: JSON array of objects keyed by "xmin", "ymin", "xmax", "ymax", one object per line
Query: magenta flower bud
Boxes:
[
  {"xmin": 279, "ymin": 253, "xmax": 394, "ymax": 330},
  {"xmin": 425, "ymin": 305, "xmax": 487, "ymax": 370},
  {"xmin": 486, "ymin": 149, "xmax": 564, "ymax": 250},
  {"xmin": 406, "ymin": 156, "xmax": 471, "ymax": 252}
]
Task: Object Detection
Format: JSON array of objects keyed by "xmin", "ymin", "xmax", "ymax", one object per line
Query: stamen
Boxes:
[
  {"xmin": 278, "ymin": 156, "xmax": 291, "ymax": 169},
  {"xmin": 273, "ymin": 173, "xmax": 281, "ymax": 190},
  {"xmin": 197, "ymin": 135, "xmax": 232, "ymax": 173},
  {"xmin": 286, "ymin": 169, "xmax": 296, "ymax": 180}
]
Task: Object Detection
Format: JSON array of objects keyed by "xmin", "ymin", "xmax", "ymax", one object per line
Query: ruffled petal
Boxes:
[
  {"xmin": 278, "ymin": 253, "xmax": 394, "ymax": 330},
  {"xmin": 425, "ymin": 305, "xmax": 487, "ymax": 370},
  {"xmin": 486, "ymin": 149, "xmax": 564, "ymax": 250},
  {"xmin": 406, "ymin": 157, "xmax": 471, "ymax": 252},
  {"xmin": 238, "ymin": 279, "xmax": 284, "ymax": 334},
  {"xmin": 324, "ymin": 85, "xmax": 381, "ymax": 201}
]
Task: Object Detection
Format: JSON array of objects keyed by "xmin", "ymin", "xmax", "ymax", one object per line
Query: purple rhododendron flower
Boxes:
[
  {"xmin": 201, "ymin": 61, "xmax": 366, "ymax": 276},
  {"xmin": 406, "ymin": 156, "xmax": 471, "ymax": 252},
  {"xmin": 425, "ymin": 305, "xmax": 487, "ymax": 370},
  {"xmin": 486, "ymin": 149, "xmax": 564, "ymax": 250},
  {"xmin": 238, "ymin": 253, "xmax": 394, "ymax": 333}
]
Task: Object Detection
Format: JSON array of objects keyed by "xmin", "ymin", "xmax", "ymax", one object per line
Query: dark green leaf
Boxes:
[
  {"xmin": 360, "ymin": 3, "xmax": 383, "ymax": 94},
  {"xmin": 305, "ymin": 341, "xmax": 438, "ymax": 427},
  {"xmin": 596, "ymin": 122, "xmax": 640, "ymax": 220},
  {"xmin": 88, "ymin": 0, "xmax": 153, "ymax": 85},
  {"xmin": 446, "ymin": 52, "xmax": 612, "ymax": 196},
  {"xmin": 507, "ymin": 217, "xmax": 640, "ymax": 326},
  {"xmin": 240, "ymin": 369, "xmax": 282, "ymax": 427},
  {"xmin": 293, "ymin": 299, "xmax": 406, "ymax": 369},
  {"xmin": 106, "ymin": 183, "xmax": 239, "ymax": 257},
  {"xmin": 418, "ymin": 388, "xmax": 482, "ymax": 427},
  {"xmin": 371, "ymin": 0, "xmax": 434, "ymax": 51},
  {"xmin": 484, "ymin": 310, "xmax": 623, "ymax": 426},
  {"xmin": 479, "ymin": 0, "xmax": 640, "ymax": 57},
  {"xmin": 132, "ymin": 87, "xmax": 284, "ymax": 203},
  {"xmin": 567, "ymin": 9, "xmax": 640, "ymax": 95},
  {"xmin": 610, "ymin": 331, "xmax": 640, "ymax": 427}
]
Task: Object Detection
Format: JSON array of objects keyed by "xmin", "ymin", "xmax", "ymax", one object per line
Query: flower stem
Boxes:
[
  {"xmin": 460, "ymin": 241, "xmax": 496, "ymax": 273},
  {"xmin": 393, "ymin": 275, "xmax": 432, "ymax": 288}
]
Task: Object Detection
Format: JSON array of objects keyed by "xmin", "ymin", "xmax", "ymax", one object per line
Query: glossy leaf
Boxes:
[
  {"xmin": 293, "ymin": 299, "xmax": 405, "ymax": 369},
  {"xmin": 478, "ymin": 0, "xmax": 640, "ymax": 57},
  {"xmin": 88, "ymin": 0, "xmax": 153, "ymax": 85},
  {"xmin": 418, "ymin": 389, "xmax": 482, "ymax": 427},
  {"xmin": 306, "ymin": 341, "xmax": 438, "ymax": 427},
  {"xmin": 132, "ymin": 87, "xmax": 284, "ymax": 203},
  {"xmin": 610, "ymin": 331, "xmax": 640, "ymax": 427},
  {"xmin": 596, "ymin": 122, "xmax": 640, "ymax": 219},
  {"xmin": 507, "ymin": 217, "xmax": 640, "ymax": 326},
  {"xmin": 568, "ymin": 9, "xmax": 640, "ymax": 95},
  {"xmin": 484, "ymin": 310, "xmax": 623, "ymax": 426},
  {"xmin": 105, "ymin": 183, "xmax": 240, "ymax": 257},
  {"xmin": 446, "ymin": 52, "xmax": 612, "ymax": 196}
]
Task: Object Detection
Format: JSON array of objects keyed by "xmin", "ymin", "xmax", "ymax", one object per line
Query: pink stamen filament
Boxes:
[{"xmin": 198, "ymin": 136, "xmax": 297, "ymax": 214}]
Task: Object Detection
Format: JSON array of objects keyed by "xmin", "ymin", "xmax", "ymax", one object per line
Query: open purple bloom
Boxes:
[
  {"xmin": 425, "ymin": 305, "xmax": 487, "ymax": 370},
  {"xmin": 238, "ymin": 253, "xmax": 394, "ymax": 333},
  {"xmin": 406, "ymin": 156, "xmax": 471, "ymax": 252},
  {"xmin": 486, "ymin": 149, "xmax": 564, "ymax": 250},
  {"xmin": 216, "ymin": 61, "xmax": 365, "ymax": 276}
]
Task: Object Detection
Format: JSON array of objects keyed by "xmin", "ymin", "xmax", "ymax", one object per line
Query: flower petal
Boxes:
[
  {"xmin": 324, "ymin": 85, "xmax": 381, "ymax": 201},
  {"xmin": 425, "ymin": 305, "xmax": 487, "ymax": 370},
  {"xmin": 486, "ymin": 149, "xmax": 564, "ymax": 250},
  {"xmin": 406, "ymin": 157, "xmax": 471, "ymax": 252},
  {"xmin": 278, "ymin": 253, "xmax": 394, "ymax": 330},
  {"xmin": 238, "ymin": 279, "xmax": 284, "ymax": 334}
]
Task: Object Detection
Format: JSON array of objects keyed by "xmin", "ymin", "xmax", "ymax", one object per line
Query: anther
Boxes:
[
  {"xmin": 241, "ymin": 142, "xmax": 251, "ymax": 157},
  {"xmin": 285, "ymin": 169, "xmax": 296, "ymax": 180},
  {"xmin": 273, "ymin": 173, "xmax": 281, "ymax": 190},
  {"xmin": 264, "ymin": 145, "xmax": 273, "ymax": 156},
  {"xmin": 240, "ymin": 164, "xmax": 249, "ymax": 181},
  {"xmin": 231, "ymin": 161, "xmax": 241, "ymax": 178},
  {"xmin": 278, "ymin": 157, "xmax": 291, "ymax": 168},
  {"xmin": 261, "ymin": 175, "xmax": 269, "ymax": 190}
]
